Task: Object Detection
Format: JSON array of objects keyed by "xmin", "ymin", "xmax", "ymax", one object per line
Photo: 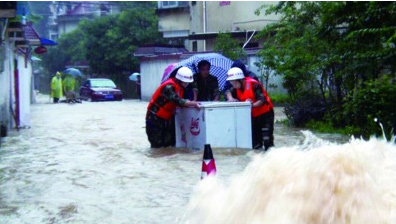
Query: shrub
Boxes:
[
  {"xmin": 341, "ymin": 76, "xmax": 396, "ymax": 138},
  {"xmin": 284, "ymin": 92, "xmax": 327, "ymax": 127}
]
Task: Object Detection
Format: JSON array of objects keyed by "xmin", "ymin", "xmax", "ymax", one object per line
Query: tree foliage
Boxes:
[
  {"xmin": 80, "ymin": 4, "xmax": 164, "ymax": 77},
  {"xmin": 213, "ymin": 33, "xmax": 246, "ymax": 61},
  {"xmin": 256, "ymin": 1, "xmax": 396, "ymax": 137},
  {"xmin": 41, "ymin": 2, "xmax": 164, "ymax": 78}
]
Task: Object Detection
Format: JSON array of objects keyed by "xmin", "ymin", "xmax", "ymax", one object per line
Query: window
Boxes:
[
  {"xmin": 158, "ymin": 1, "xmax": 188, "ymax": 9},
  {"xmin": 192, "ymin": 41, "xmax": 197, "ymax": 52},
  {"xmin": 91, "ymin": 79, "xmax": 116, "ymax": 88},
  {"xmin": 164, "ymin": 1, "xmax": 177, "ymax": 7}
]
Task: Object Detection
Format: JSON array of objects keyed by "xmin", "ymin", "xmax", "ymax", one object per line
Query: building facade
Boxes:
[
  {"xmin": 157, "ymin": 1, "xmax": 280, "ymax": 52},
  {"xmin": 47, "ymin": 1, "xmax": 120, "ymax": 40},
  {"xmin": 138, "ymin": 1, "xmax": 286, "ymax": 101},
  {"xmin": 0, "ymin": 2, "xmax": 52, "ymax": 139}
]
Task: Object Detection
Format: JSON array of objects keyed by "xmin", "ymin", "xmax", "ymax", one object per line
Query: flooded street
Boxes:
[{"xmin": 1, "ymin": 94, "xmax": 349, "ymax": 224}]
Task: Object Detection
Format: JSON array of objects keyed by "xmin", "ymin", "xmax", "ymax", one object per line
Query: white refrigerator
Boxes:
[{"xmin": 175, "ymin": 102, "xmax": 252, "ymax": 150}]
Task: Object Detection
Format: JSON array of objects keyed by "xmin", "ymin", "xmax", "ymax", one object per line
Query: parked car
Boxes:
[{"xmin": 79, "ymin": 78, "xmax": 123, "ymax": 101}]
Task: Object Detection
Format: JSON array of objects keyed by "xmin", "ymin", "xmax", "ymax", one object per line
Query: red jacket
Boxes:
[
  {"xmin": 236, "ymin": 77, "xmax": 273, "ymax": 117},
  {"xmin": 147, "ymin": 78, "xmax": 184, "ymax": 120}
]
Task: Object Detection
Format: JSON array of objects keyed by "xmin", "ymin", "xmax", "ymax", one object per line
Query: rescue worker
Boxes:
[
  {"xmin": 225, "ymin": 67, "xmax": 275, "ymax": 150},
  {"xmin": 62, "ymin": 74, "xmax": 76, "ymax": 103},
  {"xmin": 146, "ymin": 67, "xmax": 200, "ymax": 148},
  {"xmin": 223, "ymin": 60, "xmax": 258, "ymax": 99},
  {"xmin": 50, "ymin": 71, "xmax": 63, "ymax": 103}
]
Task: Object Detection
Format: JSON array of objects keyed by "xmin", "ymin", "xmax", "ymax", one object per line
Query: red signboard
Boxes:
[
  {"xmin": 220, "ymin": 1, "xmax": 231, "ymax": 6},
  {"xmin": 34, "ymin": 46, "xmax": 47, "ymax": 54}
]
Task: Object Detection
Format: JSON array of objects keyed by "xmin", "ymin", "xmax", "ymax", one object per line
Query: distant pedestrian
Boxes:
[
  {"xmin": 146, "ymin": 67, "xmax": 200, "ymax": 148},
  {"xmin": 50, "ymin": 72, "xmax": 63, "ymax": 103},
  {"xmin": 136, "ymin": 75, "xmax": 141, "ymax": 100},
  {"xmin": 62, "ymin": 74, "xmax": 76, "ymax": 103}
]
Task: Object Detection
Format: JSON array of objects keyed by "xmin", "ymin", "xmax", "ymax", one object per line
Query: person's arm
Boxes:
[
  {"xmin": 183, "ymin": 99, "xmax": 200, "ymax": 109},
  {"xmin": 162, "ymin": 84, "xmax": 186, "ymax": 105},
  {"xmin": 251, "ymin": 99, "xmax": 264, "ymax": 108},
  {"xmin": 193, "ymin": 89, "xmax": 198, "ymax": 102},
  {"xmin": 51, "ymin": 77, "xmax": 56, "ymax": 90},
  {"xmin": 162, "ymin": 84, "xmax": 200, "ymax": 109},
  {"xmin": 191, "ymin": 80, "xmax": 198, "ymax": 101},
  {"xmin": 225, "ymin": 88, "xmax": 238, "ymax": 102},
  {"xmin": 250, "ymin": 83, "xmax": 266, "ymax": 107},
  {"xmin": 213, "ymin": 78, "xmax": 220, "ymax": 101},
  {"xmin": 213, "ymin": 94, "xmax": 219, "ymax": 101}
]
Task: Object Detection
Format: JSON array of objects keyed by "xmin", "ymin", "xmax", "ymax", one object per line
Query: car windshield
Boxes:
[{"xmin": 90, "ymin": 79, "xmax": 116, "ymax": 88}]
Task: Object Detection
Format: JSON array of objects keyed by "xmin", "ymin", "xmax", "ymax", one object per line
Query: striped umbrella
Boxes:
[{"xmin": 162, "ymin": 53, "xmax": 234, "ymax": 91}]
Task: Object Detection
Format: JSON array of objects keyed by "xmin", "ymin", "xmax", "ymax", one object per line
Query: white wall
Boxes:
[
  {"xmin": 204, "ymin": 1, "xmax": 280, "ymax": 32},
  {"xmin": 17, "ymin": 53, "xmax": 32, "ymax": 128},
  {"xmin": 247, "ymin": 55, "xmax": 286, "ymax": 95},
  {"xmin": 141, "ymin": 58, "xmax": 180, "ymax": 101},
  {"xmin": 0, "ymin": 42, "xmax": 11, "ymax": 130},
  {"xmin": 0, "ymin": 43, "xmax": 33, "ymax": 130}
]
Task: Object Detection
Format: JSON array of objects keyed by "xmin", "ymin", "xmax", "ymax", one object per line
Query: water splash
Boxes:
[
  {"xmin": 374, "ymin": 117, "xmax": 387, "ymax": 139},
  {"xmin": 182, "ymin": 133, "xmax": 396, "ymax": 224}
]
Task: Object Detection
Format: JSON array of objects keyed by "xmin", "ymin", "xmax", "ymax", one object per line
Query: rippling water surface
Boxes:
[{"xmin": 0, "ymin": 94, "xmax": 350, "ymax": 224}]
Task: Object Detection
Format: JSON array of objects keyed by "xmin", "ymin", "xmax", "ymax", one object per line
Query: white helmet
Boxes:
[
  {"xmin": 176, "ymin": 67, "xmax": 194, "ymax": 83},
  {"xmin": 226, "ymin": 67, "xmax": 245, "ymax": 81}
]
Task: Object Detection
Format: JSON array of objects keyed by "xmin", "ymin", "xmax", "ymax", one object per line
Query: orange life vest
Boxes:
[
  {"xmin": 236, "ymin": 77, "xmax": 273, "ymax": 117},
  {"xmin": 147, "ymin": 78, "xmax": 184, "ymax": 120}
]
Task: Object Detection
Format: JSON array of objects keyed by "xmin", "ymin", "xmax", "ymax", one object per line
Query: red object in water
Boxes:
[
  {"xmin": 34, "ymin": 46, "xmax": 47, "ymax": 54},
  {"xmin": 201, "ymin": 144, "xmax": 217, "ymax": 179}
]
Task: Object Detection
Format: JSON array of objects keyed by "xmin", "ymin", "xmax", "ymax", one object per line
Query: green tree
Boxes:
[
  {"xmin": 255, "ymin": 2, "xmax": 396, "ymax": 137},
  {"xmin": 213, "ymin": 33, "xmax": 246, "ymax": 61},
  {"xmin": 80, "ymin": 5, "xmax": 164, "ymax": 77},
  {"xmin": 39, "ymin": 2, "xmax": 166, "ymax": 96},
  {"xmin": 40, "ymin": 28, "xmax": 86, "ymax": 77},
  {"xmin": 59, "ymin": 28, "xmax": 86, "ymax": 63}
]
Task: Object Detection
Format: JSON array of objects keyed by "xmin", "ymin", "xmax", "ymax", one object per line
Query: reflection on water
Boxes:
[{"xmin": 0, "ymin": 94, "xmax": 355, "ymax": 223}]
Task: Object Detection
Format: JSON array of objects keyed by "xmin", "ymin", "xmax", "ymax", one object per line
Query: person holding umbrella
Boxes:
[
  {"xmin": 161, "ymin": 53, "xmax": 234, "ymax": 95},
  {"xmin": 146, "ymin": 67, "xmax": 200, "ymax": 148},
  {"xmin": 62, "ymin": 68, "xmax": 83, "ymax": 103},
  {"xmin": 62, "ymin": 74, "xmax": 76, "ymax": 103},
  {"xmin": 50, "ymin": 71, "xmax": 63, "ymax": 103},
  {"xmin": 225, "ymin": 67, "xmax": 275, "ymax": 150}
]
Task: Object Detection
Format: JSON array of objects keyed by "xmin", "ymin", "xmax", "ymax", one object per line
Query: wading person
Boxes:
[
  {"xmin": 136, "ymin": 75, "xmax": 141, "ymax": 100},
  {"xmin": 223, "ymin": 60, "xmax": 258, "ymax": 99},
  {"xmin": 50, "ymin": 71, "xmax": 63, "ymax": 103},
  {"xmin": 62, "ymin": 74, "xmax": 76, "ymax": 103},
  {"xmin": 225, "ymin": 67, "xmax": 275, "ymax": 150},
  {"xmin": 146, "ymin": 67, "xmax": 200, "ymax": 148},
  {"xmin": 191, "ymin": 60, "xmax": 220, "ymax": 101}
]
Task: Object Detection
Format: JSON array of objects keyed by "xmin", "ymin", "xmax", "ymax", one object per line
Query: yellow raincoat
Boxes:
[
  {"xmin": 50, "ymin": 72, "xmax": 63, "ymax": 98},
  {"xmin": 62, "ymin": 75, "xmax": 76, "ymax": 92}
]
